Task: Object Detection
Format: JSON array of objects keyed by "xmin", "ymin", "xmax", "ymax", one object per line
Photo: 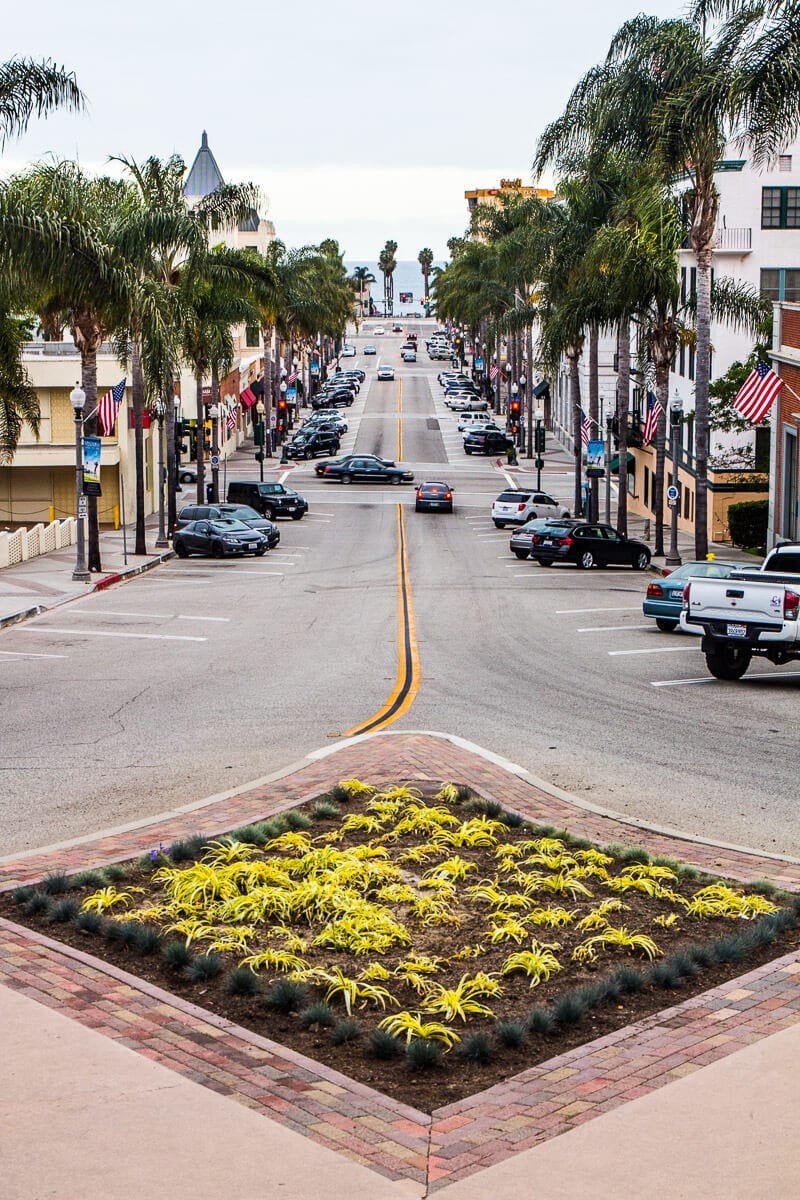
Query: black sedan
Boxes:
[
  {"xmin": 318, "ymin": 454, "xmax": 414, "ymax": 484},
  {"xmin": 415, "ymin": 481, "xmax": 454, "ymax": 513},
  {"xmin": 312, "ymin": 388, "xmax": 355, "ymax": 408},
  {"xmin": 531, "ymin": 522, "xmax": 652, "ymax": 570},
  {"xmin": 464, "ymin": 429, "xmax": 513, "ymax": 455},
  {"xmin": 176, "ymin": 503, "xmax": 280, "ymax": 548},
  {"xmin": 509, "ymin": 518, "xmax": 580, "ymax": 559},
  {"xmin": 174, "ymin": 519, "xmax": 269, "ymax": 559}
]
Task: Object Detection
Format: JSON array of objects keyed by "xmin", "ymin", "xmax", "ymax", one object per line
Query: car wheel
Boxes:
[
  {"xmin": 578, "ymin": 550, "xmax": 595, "ymax": 569},
  {"xmin": 291, "ymin": 512, "xmax": 304, "ymax": 520},
  {"xmin": 255, "ymin": 547, "xmax": 267, "ymax": 557},
  {"xmin": 391, "ymin": 475, "xmax": 401, "ymax": 485},
  {"xmin": 632, "ymin": 551, "xmax": 651, "ymax": 570},
  {"xmin": 465, "ymin": 448, "xmax": 472, "ymax": 455},
  {"xmin": 341, "ymin": 473, "xmax": 352, "ymax": 484},
  {"xmin": 705, "ymin": 645, "xmax": 752, "ymax": 681},
  {"xmin": 264, "ymin": 508, "xmax": 275, "ymax": 521},
  {"xmin": 535, "ymin": 558, "xmax": 553, "ymax": 567},
  {"xmin": 415, "ymin": 503, "xmax": 422, "ymax": 512},
  {"xmin": 212, "ymin": 542, "xmax": 224, "ymax": 558},
  {"xmin": 514, "ymin": 550, "xmax": 529, "ymax": 560},
  {"xmin": 494, "ymin": 520, "xmax": 505, "ymax": 529},
  {"xmin": 655, "ymin": 618, "xmax": 678, "ymax": 632},
  {"xmin": 175, "ymin": 543, "xmax": 189, "ymax": 558},
  {"xmin": 562, "ymin": 511, "xmax": 571, "ymax": 518}
]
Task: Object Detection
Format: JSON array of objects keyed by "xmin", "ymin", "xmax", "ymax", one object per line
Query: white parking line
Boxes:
[
  {"xmin": 0, "ymin": 649, "xmax": 68, "ymax": 659},
  {"xmin": 652, "ymin": 670, "xmax": 800, "ymax": 687},
  {"xmin": 578, "ymin": 624, "xmax": 651, "ymax": 633},
  {"xmin": 608, "ymin": 646, "xmax": 695, "ymax": 656},
  {"xmin": 557, "ymin": 606, "xmax": 641, "ymax": 615},
  {"xmin": 25, "ymin": 628, "xmax": 207, "ymax": 642},
  {"xmin": 73, "ymin": 610, "xmax": 230, "ymax": 622}
]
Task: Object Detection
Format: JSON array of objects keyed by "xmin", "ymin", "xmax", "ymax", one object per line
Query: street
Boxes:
[{"xmin": 1, "ymin": 323, "xmax": 798, "ymax": 858}]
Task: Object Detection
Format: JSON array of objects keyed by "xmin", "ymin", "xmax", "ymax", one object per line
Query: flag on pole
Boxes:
[
  {"xmin": 226, "ymin": 403, "xmax": 238, "ymax": 432},
  {"xmin": 240, "ymin": 386, "xmax": 257, "ymax": 409},
  {"xmin": 489, "ymin": 364, "xmax": 499, "ymax": 381},
  {"xmin": 580, "ymin": 409, "xmax": 590, "ymax": 447},
  {"xmin": 286, "ymin": 371, "xmax": 298, "ymax": 385},
  {"xmin": 97, "ymin": 378, "xmax": 127, "ymax": 436},
  {"xmin": 733, "ymin": 360, "xmax": 784, "ymax": 424},
  {"xmin": 642, "ymin": 390, "xmax": 664, "ymax": 446}
]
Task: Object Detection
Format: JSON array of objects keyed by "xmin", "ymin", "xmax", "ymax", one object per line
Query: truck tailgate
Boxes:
[{"xmin": 685, "ymin": 575, "xmax": 785, "ymax": 628}]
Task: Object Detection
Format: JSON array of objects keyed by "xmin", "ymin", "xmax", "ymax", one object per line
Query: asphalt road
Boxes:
[{"xmin": 1, "ymin": 324, "xmax": 799, "ymax": 858}]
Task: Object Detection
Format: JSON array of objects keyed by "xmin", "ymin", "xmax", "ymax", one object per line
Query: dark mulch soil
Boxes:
[{"xmin": 3, "ymin": 781, "xmax": 798, "ymax": 1114}]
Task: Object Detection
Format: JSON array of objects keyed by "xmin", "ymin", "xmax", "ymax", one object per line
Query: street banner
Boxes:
[
  {"xmin": 586, "ymin": 438, "xmax": 605, "ymax": 477},
  {"xmin": 82, "ymin": 436, "xmax": 102, "ymax": 496},
  {"xmin": 310, "ymin": 363, "xmax": 320, "ymax": 375},
  {"xmin": 286, "ymin": 386, "xmax": 297, "ymax": 401}
]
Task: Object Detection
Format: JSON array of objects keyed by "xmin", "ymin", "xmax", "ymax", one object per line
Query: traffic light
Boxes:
[
  {"xmin": 510, "ymin": 398, "xmax": 521, "ymax": 420},
  {"xmin": 535, "ymin": 423, "xmax": 546, "ymax": 454}
]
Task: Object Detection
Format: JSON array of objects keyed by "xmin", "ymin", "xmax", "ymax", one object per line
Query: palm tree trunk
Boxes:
[
  {"xmin": 195, "ymin": 364, "xmax": 205, "ymax": 504},
  {"xmin": 164, "ymin": 375, "xmax": 177, "ymax": 537},
  {"xmin": 588, "ymin": 324, "xmax": 599, "ymax": 522},
  {"xmin": 616, "ymin": 320, "xmax": 630, "ymax": 535},
  {"xmin": 80, "ymin": 349, "xmax": 102, "ymax": 572},
  {"xmin": 694, "ymin": 245, "xmax": 713, "ymax": 558},
  {"xmin": 131, "ymin": 337, "xmax": 147, "ymax": 555},
  {"xmin": 261, "ymin": 322, "xmax": 273, "ymax": 456},
  {"xmin": 568, "ymin": 347, "xmax": 583, "ymax": 518},
  {"xmin": 526, "ymin": 324, "xmax": 535, "ymax": 458},
  {"xmin": 653, "ymin": 360, "xmax": 669, "ymax": 556}
]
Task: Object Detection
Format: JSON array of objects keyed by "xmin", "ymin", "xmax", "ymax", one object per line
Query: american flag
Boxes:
[
  {"xmin": 642, "ymin": 391, "xmax": 664, "ymax": 446},
  {"xmin": 286, "ymin": 371, "xmax": 298, "ymax": 385},
  {"xmin": 226, "ymin": 403, "xmax": 238, "ymax": 432},
  {"xmin": 581, "ymin": 409, "xmax": 591, "ymax": 446},
  {"xmin": 97, "ymin": 378, "xmax": 126, "ymax": 436},
  {"xmin": 733, "ymin": 360, "xmax": 784, "ymax": 424},
  {"xmin": 489, "ymin": 364, "xmax": 499, "ymax": 381}
]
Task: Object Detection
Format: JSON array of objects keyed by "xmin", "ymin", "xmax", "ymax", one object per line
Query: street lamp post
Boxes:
[
  {"xmin": 665, "ymin": 390, "xmax": 684, "ymax": 568},
  {"xmin": 209, "ymin": 403, "xmax": 220, "ymax": 503},
  {"xmin": 605, "ymin": 413, "xmax": 613, "ymax": 525},
  {"xmin": 534, "ymin": 408, "xmax": 545, "ymax": 491},
  {"xmin": 153, "ymin": 400, "xmax": 168, "ymax": 547},
  {"xmin": 278, "ymin": 381, "xmax": 287, "ymax": 449},
  {"xmin": 70, "ymin": 383, "xmax": 91, "ymax": 582},
  {"xmin": 256, "ymin": 400, "xmax": 265, "ymax": 481}
]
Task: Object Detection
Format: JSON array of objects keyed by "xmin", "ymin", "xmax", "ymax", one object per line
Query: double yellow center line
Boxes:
[{"xmin": 341, "ymin": 504, "xmax": 420, "ymax": 738}]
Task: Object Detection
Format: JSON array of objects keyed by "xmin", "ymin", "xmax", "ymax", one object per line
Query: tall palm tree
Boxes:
[
  {"xmin": 0, "ymin": 57, "xmax": 83, "ymax": 146},
  {"xmin": 351, "ymin": 265, "xmax": 375, "ymax": 318},
  {"xmin": 418, "ymin": 248, "xmax": 434, "ymax": 312},
  {"xmin": 378, "ymin": 240, "xmax": 397, "ymax": 317}
]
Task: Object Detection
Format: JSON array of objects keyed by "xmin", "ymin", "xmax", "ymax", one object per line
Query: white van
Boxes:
[{"xmin": 457, "ymin": 410, "xmax": 494, "ymax": 430}]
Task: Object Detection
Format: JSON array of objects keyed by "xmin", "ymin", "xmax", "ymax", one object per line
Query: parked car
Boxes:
[
  {"xmin": 509, "ymin": 518, "xmax": 580, "ymax": 559},
  {"xmin": 312, "ymin": 388, "xmax": 354, "ymax": 408},
  {"xmin": 415, "ymin": 481, "xmax": 454, "ymax": 513},
  {"xmin": 227, "ymin": 480, "xmax": 308, "ymax": 520},
  {"xmin": 531, "ymin": 522, "xmax": 651, "ymax": 570},
  {"xmin": 285, "ymin": 429, "xmax": 340, "ymax": 459},
  {"xmin": 318, "ymin": 454, "xmax": 414, "ymax": 484},
  {"xmin": 377, "ymin": 364, "xmax": 395, "ymax": 381},
  {"xmin": 401, "ymin": 349, "xmax": 417, "ymax": 362},
  {"xmin": 643, "ymin": 559, "xmax": 740, "ymax": 632},
  {"xmin": 462, "ymin": 422, "xmax": 504, "ymax": 441},
  {"xmin": 177, "ymin": 466, "xmax": 197, "ymax": 484},
  {"xmin": 303, "ymin": 412, "xmax": 348, "ymax": 433},
  {"xmin": 458, "ymin": 412, "xmax": 498, "ymax": 431},
  {"xmin": 174, "ymin": 519, "xmax": 268, "ymax": 558},
  {"xmin": 492, "ymin": 490, "xmax": 571, "ymax": 528},
  {"xmin": 363, "ymin": 345, "xmax": 377, "ymax": 355},
  {"xmin": 176, "ymin": 504, "xmax": 279, "ymax": 548},
  {"xmin": 464, "ymin": 430, "xmax": 512, "ymax": 455}
]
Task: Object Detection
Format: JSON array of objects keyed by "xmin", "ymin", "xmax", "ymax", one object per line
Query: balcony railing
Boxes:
[{"xmin": 681, "ymin": 227, "xmax": 752, "ymax": 252}]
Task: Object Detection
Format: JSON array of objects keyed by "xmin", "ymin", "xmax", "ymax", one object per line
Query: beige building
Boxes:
[{"xmin": 465, "ymin": 178, "xmax": 554, "ymax": 214}]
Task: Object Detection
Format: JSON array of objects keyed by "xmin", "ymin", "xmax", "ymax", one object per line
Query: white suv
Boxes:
[{"xmin": 491, "ymin": 490, "xmax": 570, "ymax": 527}]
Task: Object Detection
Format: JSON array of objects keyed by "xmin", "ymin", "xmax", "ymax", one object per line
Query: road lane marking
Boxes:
[
  {"xmin": 608, "ymin": 646, "xmax": 695, "ymax": 656},
  {"xmin": 557, "ymin": 606, "xmax": 641, "ymax": 615},
  {"xmin": 578, "ymin": 624, "xmax": 651, "ymax": 633},
  {"xmin": 25, "ymin": 628, "xmax": 207, "ymax": 642},
  {"xmin": 652, "ymin": 670, "xmax": 800, "ymax": 687},
  {"xmin": 0, "ymin": 649, "xmax": 68, "ymax": 659},
  {"xmin": 71, "ymin": 610, "xmax": 230, "ymax": 622},
  {"xmin": 397, "ymin": 375, "xmax": 403, "ymax": 461},
  {"xmin": 341, "ymin": 504, "xmax": 420, "ymax": 737}
]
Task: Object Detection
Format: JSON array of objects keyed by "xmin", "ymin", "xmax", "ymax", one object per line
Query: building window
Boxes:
[
  {"xmin": 680, "ymin": 267, "xmax": 687, "ymax": 305},
  {"xmin": 688, "ymin": 343, "xmax": 696, "ymax": 382},
  {"xmin": 679, "ymin": 342, "xmax": 686, "ymax": 377},
  {"xmin": 644, "ymin": 465, "xmax": 649, "ymax": 508},
  {"xmin": 782, "ymin": 427, "xmax": 798, "ymax": 540},
  {"xmin": 780, "ymin": 155, "xmax": 793, "ymax": 172},
  {"xmin": 761, "ymin": 187, "xmax": 800, "ymax": 228},
  {"xmin": 245, "ymin": 324, "xmax": 259, "ymax": 348},
  {"xmin": 760, "ymin": 267, "xmax": 800, "ymax": 302}
]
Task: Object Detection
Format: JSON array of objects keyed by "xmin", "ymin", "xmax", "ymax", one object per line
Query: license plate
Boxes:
[
  {"xmin": 726, "ymin": 623, "xmax": 747, "ymax": 638},
  {"xmin": 542, "ymin": 539, "xmax": 553, "ymax": 546},
  {"xmin": 669, "ymin": 590, "xmax": 683, "ymax": 599}
]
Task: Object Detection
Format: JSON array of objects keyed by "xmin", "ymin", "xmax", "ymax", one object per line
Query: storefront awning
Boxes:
[
  {"xmin": 610, "ymin": 451, "xmax": 635, "ymax": 472},
  {"xmin": 532, "ymin": 380, "xmax": 550, "ymax": 399}
]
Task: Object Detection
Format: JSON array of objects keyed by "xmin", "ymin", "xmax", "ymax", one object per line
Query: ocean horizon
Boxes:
[{"xmin": 345, "ymin": 259, "xmax": 446, "ymax": 314}]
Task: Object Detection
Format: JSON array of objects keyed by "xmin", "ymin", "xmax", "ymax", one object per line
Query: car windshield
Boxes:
[
  {"xmin": 667, "ymin": 561, "xmax": 739, "ymax": 580},
  {"xmin": 221, "ymin": 506, "xmax": 259, "ymax": 518},
  {"xmin": 258, "ymin": 485, "xmax": 281, "ymax": 495},
  {"xmin": 497, "ymin": 492, "xmax": 529, "ymax": 503},
  {"xmin": 209, "ymin": 519, "xmax": 250, "ymax": 532}
]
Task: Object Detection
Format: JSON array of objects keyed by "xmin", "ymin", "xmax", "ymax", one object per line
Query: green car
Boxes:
[{"xmin": 643, "ymin": 559, "xmax": 739, "ymax": 631}]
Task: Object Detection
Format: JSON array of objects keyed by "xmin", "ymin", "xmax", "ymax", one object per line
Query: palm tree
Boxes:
[
  {"xmin": 378, "ymin": 240, "xmax": 397, "ymax": 317},
  {"xmin": 351, "ymin": 265, "xmax": 375, "ymax": 318},
  {"xmin": 0, "ymin": 57, "xmax": 83, "ymax": 146},
  {"xmin": 418, "ymin": 248, "xmax": 434, "ymax": 312}
]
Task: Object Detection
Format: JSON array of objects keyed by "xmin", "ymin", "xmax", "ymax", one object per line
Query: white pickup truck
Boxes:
[{"xmin": 682, "ymin": 542, "xmax": 800, "ymax": 679}]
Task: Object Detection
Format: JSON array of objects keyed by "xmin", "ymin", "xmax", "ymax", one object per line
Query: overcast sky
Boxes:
[{"xmin": 3, "ymin": 0, "xmax": 688, "ymax": 260}]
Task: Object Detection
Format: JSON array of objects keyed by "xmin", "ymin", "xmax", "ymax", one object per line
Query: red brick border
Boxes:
[{"xmin": 2, "ymin": 733, "xmax": 799, "ymax": 1189}]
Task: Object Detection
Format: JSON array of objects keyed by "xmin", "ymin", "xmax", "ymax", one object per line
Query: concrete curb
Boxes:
[{"xmin": 0, "ymin": 549, "xmax": 174, "ymax": 630}]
